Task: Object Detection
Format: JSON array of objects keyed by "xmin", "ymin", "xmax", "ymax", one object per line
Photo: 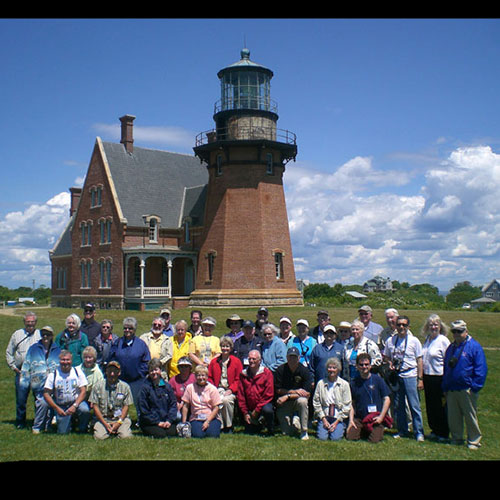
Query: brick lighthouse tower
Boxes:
[{"xmin": 189, "ymin": 48, "xmax": 303, "ymax": 307}]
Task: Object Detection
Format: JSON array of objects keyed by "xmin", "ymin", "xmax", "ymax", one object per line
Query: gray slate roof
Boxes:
[
  {"xmin": 50, "ymin": 142, "xmax": 208, "ymax": 257},
  {"xmin": 102, "ymin": 142, "xmax": 208, "ymax": 228}
]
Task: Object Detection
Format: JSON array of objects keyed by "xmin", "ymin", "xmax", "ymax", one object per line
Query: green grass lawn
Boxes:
[{"xmin": 1, "ymin": 305, "xmax": 499, "ymax": 461}]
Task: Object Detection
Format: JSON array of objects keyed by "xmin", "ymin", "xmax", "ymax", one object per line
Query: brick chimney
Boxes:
[
  {"xmin": 69, "ymin": 187, "xmax": 82, "ymax": 217},
  {"xmin": 119, "ymin": 114, "xmax": 136, "ymax": 153}
]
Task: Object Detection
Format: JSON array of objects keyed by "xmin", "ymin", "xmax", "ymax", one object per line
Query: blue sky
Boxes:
[{"xmin": 1, "ymin": 18, "xmax": 500, "ymax": 293}]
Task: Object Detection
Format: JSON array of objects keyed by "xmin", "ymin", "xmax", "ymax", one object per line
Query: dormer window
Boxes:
[{"xmin": 143, "ymin": 215, "xmax": 161, "ymax": 244}]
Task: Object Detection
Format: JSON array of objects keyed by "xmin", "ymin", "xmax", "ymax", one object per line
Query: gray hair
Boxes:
[
  {"xmin": 66, "ymin": 313, "xmax": 81, "ymax": 329},
  {"xmin": 82, "ymin": 345, "xmax": 97, "ymax": 360},
  {"xmin": 123, "ymin": 316, "xmax": 138, "ymax": 331},
  {"xmin": 385, "ymin": 308, "xmax": 399, "ymax": 316},
  {"xmin": 24, "ymin": 311, "xmax": 37, "ymax": 321},
  {"xmin": 249, "ymin": 349, "xmax": 262, "ymax": 361},
  {"xmin": 325, "ymin": 357, "xmax": 342, "ymax": 371},
  {"xmin": 152, "ymin": 317, "xmax": 165, "ymax": 327},
  {"xmin": 261, "ymin": 322, "xmax": 279, "ymax": 336}
]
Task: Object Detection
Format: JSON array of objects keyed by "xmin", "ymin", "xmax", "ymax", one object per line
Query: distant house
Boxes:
[
  {"xmin": 480, "ymin": 279, "xmax": 500, "ymax": 301},
  {"xmin": 363, "ymin": 276, "xmax": 393, "ymax": 293}
]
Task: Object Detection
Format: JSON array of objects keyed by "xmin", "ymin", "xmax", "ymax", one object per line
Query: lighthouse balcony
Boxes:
[{"xmin": 195, "ymin": 124, "xmax": 296, "ymax": 147}]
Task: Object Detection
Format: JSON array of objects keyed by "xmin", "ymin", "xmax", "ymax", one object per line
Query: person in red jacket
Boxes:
[
  {"xmin": 208, "ymin": 336, "xmax": 243, "ymax": 433},
  {"xmin": 238, "ymin": 349, "xmax": 275, "ymax": 436}
]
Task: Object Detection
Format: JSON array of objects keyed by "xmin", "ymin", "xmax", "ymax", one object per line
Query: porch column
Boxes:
[
  {"xmin": 167, "ymin": 259, "xmax": 172, "ymax": 298},
  {"xmin": 140, "ymin": 257, "xmax": 146, "ymax": 299}
]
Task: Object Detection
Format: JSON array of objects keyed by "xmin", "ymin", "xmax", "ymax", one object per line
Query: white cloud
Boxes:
[
  {"xmin": 0, "ymin": 192, "xmax": 70, "ymax": 288},
  {"xmin": 92, "ymin": 123, "xmax": 195, "ymax": 151},
  {"xmin": 2, "ymin": 145, "xmax": 500, "ymax": 293},
  {"xmin": 286, "ymin": 145, "xmax": 500, "ymax": 291}
]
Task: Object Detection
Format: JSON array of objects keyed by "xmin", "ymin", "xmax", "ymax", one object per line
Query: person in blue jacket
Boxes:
[
  {"xmin": 261, "ymin": 323, "xmax": 287, "ymax": 373},
  {"xmin": 442, "ymin": 320, "xmax": 487, "ymax": 450},
  {"xmin": 108, "ymin": 317, "xmax": 150, "ymax": 413},
  {"xmin": 138, "ymin": 358, "xmax": 178, "ymax": 438},
  {"xmin": 19, "ymin": 326, "xmax": 61, "ymax": 433},
  {"xmin": 310, "ymin": 324, "xmax": 345, "ymax": 385}
]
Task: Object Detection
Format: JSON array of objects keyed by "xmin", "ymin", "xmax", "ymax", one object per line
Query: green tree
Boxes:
[{"xmin": 446, "ymin": 281, "xmax": 481, "ymax": 308}]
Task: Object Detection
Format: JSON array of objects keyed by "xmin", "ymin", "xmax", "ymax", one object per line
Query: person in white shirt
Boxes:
[
  {"xmin": 383, "ymin": 315, "xmax": 425, "ymax": 441},
  {"xmin": 421, "ymin": 314, "xmax": 451, "ymax": 441},
  {"xmin": 43, "ymin": 350, "xmax": 90, "ymax": 434},
  {"xmin": 5, "ymin": 311, "xmax": 41, "ymax": 428}
]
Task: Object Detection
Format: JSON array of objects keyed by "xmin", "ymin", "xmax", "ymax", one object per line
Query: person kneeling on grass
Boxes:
[
  {"xmin": 137, "ymin": 358, "xmax": 178, "ymax": 438},
  {"xmin": 88, "ymin": 361, "xmax": 133, "ymax": 440},
  {"xmin": 43, "ymin": 350, "xmax": 90, "ymax": 434},
  {"xmin": 181, "ymin": 364, "xmax": 222, "ymax": 438},
  {"xmin": 346, "ymin": 352, "xmax": 392, "ymax": 443}
]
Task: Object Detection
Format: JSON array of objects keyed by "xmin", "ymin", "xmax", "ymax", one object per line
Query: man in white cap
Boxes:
[
  {"xmin": 287, "ymin": 319, "xmax": 316, "ymax": 369},
  {"xmin": 442, "ymin": 320, "xmax": 488, "ymax": 450},
  {"xmin": 189, "ymin": 316, "xmax": 221, "ymax": 367},
  {"xmin": 278, "ymin": 316, "xmax": 295, "ymax": 345}
]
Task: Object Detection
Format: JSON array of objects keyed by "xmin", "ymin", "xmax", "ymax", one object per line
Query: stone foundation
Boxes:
[{"xmin": 189, "ymin": 288, "xmax": 303, "ymax": 307}]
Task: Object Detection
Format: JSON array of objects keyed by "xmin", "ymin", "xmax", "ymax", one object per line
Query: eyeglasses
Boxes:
[
  {"xmin": 396, "ymin": 323, "xmax": 408, "ymax": 328},
  {"xmin": 123, "ymin": 326, "xmax": 135, "ymax": 331},
  {"xmin": 152, "ymin": 323, "xmax": 163, "ymax": 328},
  {"xmin": 101, "ymin": 325, "xmax": 111, "ymax": 330}
]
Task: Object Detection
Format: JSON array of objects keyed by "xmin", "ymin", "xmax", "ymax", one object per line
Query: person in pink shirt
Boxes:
[{"xmin": 181, "ymin": 364, "xmax": 222, "ymax": 438}]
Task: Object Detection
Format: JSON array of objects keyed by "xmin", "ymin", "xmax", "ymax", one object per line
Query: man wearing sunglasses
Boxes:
[
  {"xmin": 442, "ymin": 320, "xmax": 487, "ymax": 450},
  {"xmin": 80, "ymin": 303, "xmax": 101, "ymax": 345},
  {"xmin": 383, "ymin": 315, "xmax": 425, "ymax": 442}
]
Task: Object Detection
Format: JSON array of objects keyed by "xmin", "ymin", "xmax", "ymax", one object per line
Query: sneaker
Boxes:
[
  {"xmin": 292, "ymin": 416, "xmax": 301, "ymax": 432},
  {"xmin": 416, "ymin": 434, "xmax": 425, "ymax": 442},
  {"xmin": 32, "ymin": 428, "xmax": 41, "ymax": 435},
  {"xmin": 468, "ymin": 443, "xmax": 480, "ymax": 450},
  {"xmin": 393, "ymin": 433, "xmax": 401, "ymax": 439},
  {"xmin": 300, "ymin": 431, "xmax": 309, "ymax": 441}
]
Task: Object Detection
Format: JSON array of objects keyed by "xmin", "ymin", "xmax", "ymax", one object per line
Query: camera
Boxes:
[{"xmin": 392, "ymin": 358, "xmax": 403, "ymax": 373}]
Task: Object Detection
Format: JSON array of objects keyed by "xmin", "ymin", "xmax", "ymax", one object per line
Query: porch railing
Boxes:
[{"xmin": 125, "ymin": 286, "xmax": 171, "ymax": 298}]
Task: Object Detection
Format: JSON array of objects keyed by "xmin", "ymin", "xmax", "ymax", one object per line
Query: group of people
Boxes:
[{"xmin": 6, "ymin": 303, "xmax": 488, "ymax": 448}]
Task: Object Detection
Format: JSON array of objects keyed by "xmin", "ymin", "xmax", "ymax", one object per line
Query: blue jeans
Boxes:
[
  {"xmin": 55, "ymin": 401, "xmax": 91, "ymax": 434},
  {"xmin": 394, "ymin": 375, "xmax": 424, "ymax": 438},
  {"xmin": 15, "ymin": 372, "xmax": 35, "ymax": 426},
  {"xmin": 317, "ymin": 419, "xmax": 346, "ymax": 441},
  {"xmin": 33, "ymin": 390, "xmax": 53, "ymax": 432},
  {"xmin": 190, "ymin": 419, "xmax": 221, "ymax": 438}
]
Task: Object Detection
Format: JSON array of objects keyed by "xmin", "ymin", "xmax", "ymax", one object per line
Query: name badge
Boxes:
[{"xmin": 367, "ymin": 404, "xmax": 377, "ymax": 413}]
